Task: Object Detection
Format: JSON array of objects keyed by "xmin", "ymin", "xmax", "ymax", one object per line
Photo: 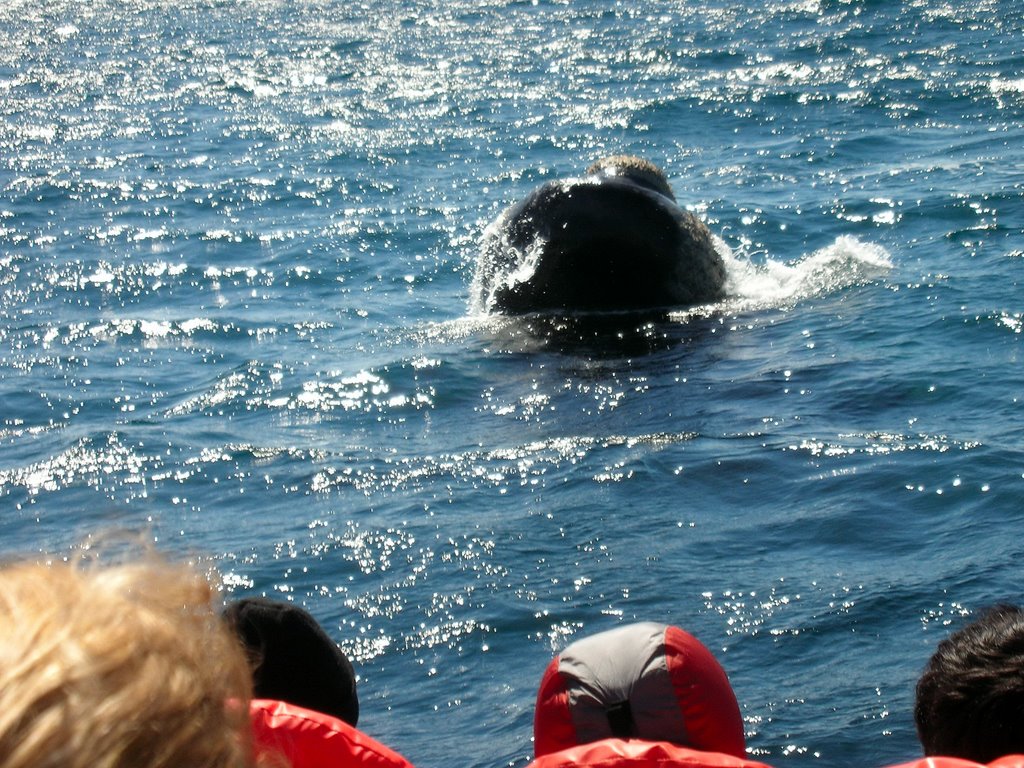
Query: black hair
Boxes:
[
  {"xmin": 915, "ymin": 604, "xmax": 1024, "ymax": 762},
  {"xmin": 223, "ymin": 597, "xmax": 359, "ymax": 726}
]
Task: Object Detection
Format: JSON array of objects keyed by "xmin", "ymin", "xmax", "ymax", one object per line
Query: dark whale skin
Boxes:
[{"xmin": 478, "ymin": 175, "xmax": 726, "ymax": 314}]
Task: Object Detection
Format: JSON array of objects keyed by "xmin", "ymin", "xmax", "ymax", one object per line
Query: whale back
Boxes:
[{"xmin": 478, "ymin": 177, "xmax": 725, "ymax": 314}]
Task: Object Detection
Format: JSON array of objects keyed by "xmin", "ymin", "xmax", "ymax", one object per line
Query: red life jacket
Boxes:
[
  {"xmin": 885, "ymin": 757, "xmax": 1024, "ymax": 768},
  {"xmin": 250, "ymin": 698, "xmax": 415, "ymax": 768},
  {"xmin": 534, "ymin": 623, "xmax": 746, "ymax": 760},
  {"xmin": 527, "ymin": 738, "xmax": 774, "ymax": 768}
]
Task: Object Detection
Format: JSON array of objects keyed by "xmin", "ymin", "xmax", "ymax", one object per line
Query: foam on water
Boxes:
[{"xmin": 708, "ymin": 235, "xmax": 894, "ymax": 315}]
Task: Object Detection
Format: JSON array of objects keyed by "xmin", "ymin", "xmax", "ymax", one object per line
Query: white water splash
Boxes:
[
  {"xmin": 469, "ymin": 213, "xmax": 548, "ymax": 316},
  {"xmin": 675, "ymin": 235, "xmax": 893, "ymax": 318},
  {"xmin": 469, "ymin": 231, "xmax": 891, "ymax": 324}
]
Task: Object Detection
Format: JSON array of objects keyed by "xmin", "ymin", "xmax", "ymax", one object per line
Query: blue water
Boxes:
[{"xmin": 2, "ymin": 1, "xmax": 1023, "ymax": 766}]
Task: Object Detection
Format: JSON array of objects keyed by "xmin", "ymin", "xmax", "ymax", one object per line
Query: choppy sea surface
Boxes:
[{"xmin": 2, "ymin": 1, "xmax": 1023, "ymax": 766}]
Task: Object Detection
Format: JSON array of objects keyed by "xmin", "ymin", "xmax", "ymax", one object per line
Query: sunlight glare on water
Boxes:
[{"xmin": 2, "ymin": 1, "xmax": 1024, "ymax": 768}]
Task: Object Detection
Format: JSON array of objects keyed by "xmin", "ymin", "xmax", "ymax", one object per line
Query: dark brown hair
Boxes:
[{"xmin": 915, "ymin": 604, "xmax": 1024, "ymax": 761}]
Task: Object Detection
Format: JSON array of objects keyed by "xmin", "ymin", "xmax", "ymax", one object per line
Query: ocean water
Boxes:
[{"xmin": 1, "ymin": 0, "xmax": 1023, "ymax": 766}]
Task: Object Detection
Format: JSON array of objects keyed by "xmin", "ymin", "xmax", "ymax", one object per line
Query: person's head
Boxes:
[
  {"xmin": 586, "ymin": 155, "xmax": 676, "ymax": 201},
  {"xmin": 224, "ymin": 597, "xmax": 359, "ymax": 725},
  {"xmin": 533, "ymin": 621, "xmax": 745, "ymax": 759},
  {"xmin": 915, "ymin": 603, "xmax": 1024, "ymax": 762},
  {"xmin": 0, "ymin": 556, "xmax": 255, "ymax": 768}
]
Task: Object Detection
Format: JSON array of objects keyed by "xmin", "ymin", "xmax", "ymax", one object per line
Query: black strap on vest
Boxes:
[{"xmin": 606, "ymin": 700, "xmax": 635, "ymax": 739}]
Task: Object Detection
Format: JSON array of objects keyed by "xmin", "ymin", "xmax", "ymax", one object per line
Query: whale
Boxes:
[{"xmin": 474, "ymin": 155, "xmax": 726, "ymax": 315}]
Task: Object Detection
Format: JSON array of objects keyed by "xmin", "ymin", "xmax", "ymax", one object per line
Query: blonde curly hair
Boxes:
[{"xmin": 0, "ymin": 557, "xmax": 256, "ymax": 768}]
